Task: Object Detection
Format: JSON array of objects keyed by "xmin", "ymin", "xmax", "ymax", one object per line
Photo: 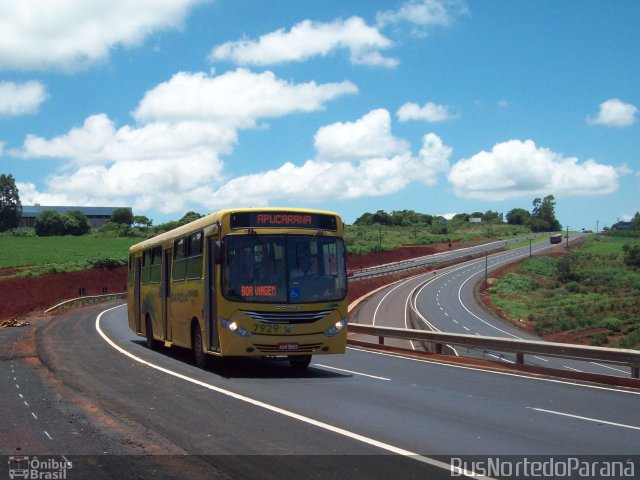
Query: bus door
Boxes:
[
  {"xmin": 162, "ymin": 250, "xmax": 172, "ymax": 341},
  {"xmin": 206, "ymin": 237, "xmax": 219, "ymax": 352}
]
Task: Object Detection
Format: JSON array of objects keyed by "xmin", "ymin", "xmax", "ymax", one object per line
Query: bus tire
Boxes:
[
  {"xmin": 192, "ymin": 324, "xmax": 207, "ymax": 369},
  {"xmin": 289, "ymin": 355, "xmax": 311, "ymax": 369},
  {"xmin": 145, "ymin": 316, "xmax": 160, "ymax": 350}
]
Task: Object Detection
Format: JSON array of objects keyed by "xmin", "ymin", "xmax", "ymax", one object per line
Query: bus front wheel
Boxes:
[{"xmin": 289, "ymin": 355, "xmax": 311, "ymax": 369}]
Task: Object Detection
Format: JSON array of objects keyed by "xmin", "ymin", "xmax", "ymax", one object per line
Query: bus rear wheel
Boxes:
[
  {"xmin": 192, "ymin": 326, "xmax": 207, "ymax": 369},
  {"xmin": 145, "ymin": 317, "xmax": 160, "ymax": 350},
  {"xmin": 289, "ymin": 355, "xmax": 311, "ymax": 369}
]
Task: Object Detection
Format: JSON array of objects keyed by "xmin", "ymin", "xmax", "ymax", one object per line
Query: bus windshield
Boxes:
[{"xmin": 223, "ymin": 234, "xmax": 347, "ymax": 303}]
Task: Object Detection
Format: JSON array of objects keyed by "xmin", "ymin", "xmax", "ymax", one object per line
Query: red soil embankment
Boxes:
[{"xmin": 0, "ymin": 267, "xmax": 127, "ymax": 320}]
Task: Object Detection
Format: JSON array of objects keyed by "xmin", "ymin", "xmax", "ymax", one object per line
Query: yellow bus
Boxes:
[{"xmin": 127, "ymin": 208, "xmax": 348, "ymax": 369}]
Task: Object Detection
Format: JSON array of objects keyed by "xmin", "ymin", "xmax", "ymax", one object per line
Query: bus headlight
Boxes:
[
  {"xmin": 324, "ymin": 318, "xmax": 347, "ymax": 337},
  {"xmin": 221, "ymin": 318, "xmax": 252, "ymax": 338}
]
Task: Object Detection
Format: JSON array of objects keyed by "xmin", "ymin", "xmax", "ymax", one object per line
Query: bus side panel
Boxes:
[
  {"xmin": 140, "ymin": 281, "xmax": 162, "ymax": 340},
  {"xmin": 168, "ymin": 279, "xmax": 204, "ymax": 348}
]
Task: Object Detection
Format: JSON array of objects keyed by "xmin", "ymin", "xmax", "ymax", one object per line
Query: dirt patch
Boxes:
[{"xmin": 0, "ymin": 267, "xmax": 127, "ymax": 321}]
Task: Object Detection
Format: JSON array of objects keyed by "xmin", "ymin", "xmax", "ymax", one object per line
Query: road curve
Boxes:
[
  {"xmin": 6, "ymin": 301, "xmax": 637, "ymax": 478},
  {"xmin": 352, "ymin": 235, "xmax": 631, "ymax": 376}
]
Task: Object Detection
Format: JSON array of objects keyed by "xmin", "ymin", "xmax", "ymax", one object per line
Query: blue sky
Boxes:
[{"xmin": 0, "ymin": 0, "xmax": 638, "ymax": 229}]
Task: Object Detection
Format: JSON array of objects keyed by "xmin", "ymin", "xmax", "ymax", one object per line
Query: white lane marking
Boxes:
[
  {"xmin": 44, "ymin": 431, "xmax": 54, "ymax": 440},
  {"xmin": 372, "ymin": 277, "xmax": 417, "ymax": 326},
  {"xmin": 96, "ymin": 305, "xmax": 472, "ymax": 476},
  {"xmin": 563, "ymin": 365, "xmax": 583, "ymax": 372},
  {"xmin": 314, "ymin": 364, "xmax": 390, "ymax": 381},
  {"xmin": 529, "ymin": 407, "xmax": 640, "ymax": 431},
  {"xmin": 590, "ymin": 362, "xmax": 627, "ymax": 374},
  {"xmin": 31, "ymin": 412, "xmax": 38, "ymax": 420}
]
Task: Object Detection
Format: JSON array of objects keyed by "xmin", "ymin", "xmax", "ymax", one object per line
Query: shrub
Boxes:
[
  {"xmin": 87, "ymin": 257, "xmax": 127, "ymax": 269},
  {"xmin": 598, "ymin": 316, "xmax": 623, "ymax": 332},
  {"xmin": 565, "ymin": 281, "xmax": 583, "ymax": 294},
  {"xmin": 590, "ymin": 332, "xmax": 609, "ymax": 346}
]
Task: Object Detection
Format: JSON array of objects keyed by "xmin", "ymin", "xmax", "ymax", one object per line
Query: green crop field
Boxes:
[
  {"xmin": 0, "ymin": 236, "xmax": 139, "ymax": 277},
  {"xmin": 344, "ymin": 222, "xmax": 531, "ymax": 255}
]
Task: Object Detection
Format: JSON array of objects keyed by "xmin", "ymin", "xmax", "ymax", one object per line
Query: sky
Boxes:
[{"xmin": 0, "ymin": 0, "xmax": 638, "ymax": 230}]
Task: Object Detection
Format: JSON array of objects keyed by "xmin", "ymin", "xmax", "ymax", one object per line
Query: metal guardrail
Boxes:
[
  {"xmin": 347, "ymin": 323, "xmax": 640, "ymax": 379},
  {"xmin": 45, "ymin": 293, "xmax": 127, "ymax": 314},
  {"xmin": 348, "ymin": 235, "xmax": 548, "ymax": 280}
]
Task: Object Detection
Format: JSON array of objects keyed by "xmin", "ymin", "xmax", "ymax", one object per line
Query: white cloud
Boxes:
[
  {"xmin": 209, "ymin": 16, "xmax": 399, "ymax": 68},
  {"xmin": 0, "ymin": 0, "xmax": 206, "ymax": 71},
  {"xmin": 376, "ymin": 0, "xmax": 469, "ymax": 36},
  {"xmin": 199, "ymin": 110, "xmax": 451, "ymax": 208},
  {"xmin": 397, "ymin": 101, "xmax": 458, "ymax": 122},
  {"xmin": 587, "ymin": 98, "xmax": 638, "ymax": 127},
  {"xmin": 0, "ymin": 81, "xmax": 48, "ymax": 115},
  {"xmin": 14, "ymin": 69, "xmax": 359, "ymax": 214},
  {"xmin": 448, "ymin": 139, "xmax": 619, "ymax": 200},
  {"xmin": 314, "ymin": 109, "xmax": 409, "ymax": 161},
  {"xmin": 134, "ymin": 69, "xmax": 358, "ymax": 127}
]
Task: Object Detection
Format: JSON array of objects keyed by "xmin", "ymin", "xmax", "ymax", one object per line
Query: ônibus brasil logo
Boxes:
[{"xmin": 7, "ymin": 456, "xmax": 72, "ymax": 479}]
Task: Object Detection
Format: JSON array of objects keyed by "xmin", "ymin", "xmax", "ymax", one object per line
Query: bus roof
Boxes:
[{"xmin": 128, "ymin": 207, "xmax": 342, "ymax": 254}]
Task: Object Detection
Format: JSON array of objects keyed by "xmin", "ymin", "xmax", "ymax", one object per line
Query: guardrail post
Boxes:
[
  {"xmin": 516, "ymin": 352, "xmax": 524, "ymax": 365},
  {"xmin": 632, "ymin": 366, "xmax": 639, "ymax": 379},
  {"xmin": 435, "ymin": 342, "xmax": 442, "ymax": 355},
  {"xmin": 378, "ymin": 336, "xmax": 384, "ymax": 345}
]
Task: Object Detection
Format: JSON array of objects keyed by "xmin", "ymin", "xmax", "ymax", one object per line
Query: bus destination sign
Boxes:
[{"xmin": 231, "ymin": 212, "xmax": 337, "ymax": 230}]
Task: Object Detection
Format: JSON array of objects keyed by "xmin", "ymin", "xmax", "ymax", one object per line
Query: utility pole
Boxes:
[
  {"xmin": 566, "ymin": 226, "xmax": 569, "ymax": 248},
  {"xmin": 485, "ymin": 250, "xmax": 488, "ymax": 286},
  {"xmin": 596, "ymin": 220, "xmax": 599, "ymax": 236}
]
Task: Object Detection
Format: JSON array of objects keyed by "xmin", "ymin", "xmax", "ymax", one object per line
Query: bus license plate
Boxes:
[{"xmin": 278, "ymin": 343, "xmax": 299, "ymax": 351}]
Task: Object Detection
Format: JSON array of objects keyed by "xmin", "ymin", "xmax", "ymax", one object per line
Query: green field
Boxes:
[
  {"xmin": 345, "ymin": 222, "xmax": 531, "ymax": 255},
  {"xmin": 488, "ymin": 235, "xmax": 640, "ymax": 349},
  {"xmin": 0, "ymin": 236, "xmax": 138, "ymax": 276}
]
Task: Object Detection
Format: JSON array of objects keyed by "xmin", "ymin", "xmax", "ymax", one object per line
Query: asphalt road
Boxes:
[
  {"xmin": 3, "ymin": 302, "xmax": 638, "ymax": 479},
  {"xmin": 351, "ymin": 235, "xmax": 633, "ymax": 376}
]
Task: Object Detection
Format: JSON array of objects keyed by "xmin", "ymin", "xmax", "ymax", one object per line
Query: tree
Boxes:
[
  {"xmin": 110, "ymin": 207, "xmax": 134, "ymax": 225},
  {"xmin": 530, "ymin": 195, "xmax": 561, "ymax": 232},
  {"xmin": 0, "ymin": 174, "xmax": 22, "ymax": 231},
  {"xmin": 623, "ymin": 244, "xmax": 640, "ymax": 269},
  {"xmin": 35, "ymin": 210, "xmax": 65, "ymax": 236},
  {"xmin": 353, "ymin": 212, "xmax": 374, "ymax": 225},
  {"xmin": 179, "ymin": 211, "xmax": 204, "ymax": 225},
  {"xmin": 483, "ymin": 210, "xmax": 502, "ymax": 223},
  {"xmin": 133, "ymin": 215, "xmax": 152, "ymax": 229},
  {"xmin": 506, "ymin": 208, "xmax": 530, "ymax": 225},
  {"xmin": 62, "ymin": 210, "xmax": 91, "ymax": 235}
]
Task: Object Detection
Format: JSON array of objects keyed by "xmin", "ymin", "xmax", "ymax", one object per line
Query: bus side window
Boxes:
[
  {"xmin": 141, "ymin": 250, "xmax": 152, "ymax": 284},
  {"xmin": 172, "ymin": 237, "xmax": 187, "ymax": 281},
  {"xmin": 186, "ymin": 231, "xmax": 203, "ymax": 279},
  {"xmin": 150, "ymin": 246, "xmax": 162, "ymax": 283}
]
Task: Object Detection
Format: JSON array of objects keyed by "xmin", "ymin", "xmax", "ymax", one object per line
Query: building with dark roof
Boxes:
[{"xmin": 19, "ymin": 206, "xmax": 131, "ymax": 228}]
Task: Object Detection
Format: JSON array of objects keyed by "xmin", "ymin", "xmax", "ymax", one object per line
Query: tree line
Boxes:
[{"xmin": 354, "ymin": 195, "xmax": 562, "ymax": 232}]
